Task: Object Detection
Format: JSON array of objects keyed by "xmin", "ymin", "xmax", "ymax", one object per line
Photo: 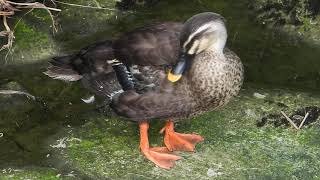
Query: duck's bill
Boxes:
[
  {"xmin": 167, "ymin": 53, "xmax": 190, "ymax": 83},
  {"xmin": 167, "ymin": 71, "xmax": 182, "ymax": 82}
]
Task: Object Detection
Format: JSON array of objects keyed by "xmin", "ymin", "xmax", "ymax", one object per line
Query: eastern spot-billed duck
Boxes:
[{"xmin": 44, "ymin": 12, "xmax": 244, "ymax": 169}]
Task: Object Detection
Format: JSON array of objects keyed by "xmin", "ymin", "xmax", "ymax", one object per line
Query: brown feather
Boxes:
[{"xmin": 113, "ymin": 22, "xmax": 183, "ymax": 66}]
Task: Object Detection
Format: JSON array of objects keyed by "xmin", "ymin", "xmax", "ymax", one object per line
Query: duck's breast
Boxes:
[{"xmin": 187, "ymin": 50, "xmax": 244, "ymax": 109}]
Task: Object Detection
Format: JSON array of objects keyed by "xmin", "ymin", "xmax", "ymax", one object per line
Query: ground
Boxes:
[
  {"xmin": 49, "ymin": 85, "xmax": 320, "ymax": 179},
  {"xmin": 1, "ymin": 0, "xmax": 320, "ymax": 179},
  {"xmin": 3, "ymin": 84, "xmax": 320, "ymax": 179},
  {"xmin": 0, "ymin": 168, "xmax": 69, "ymax": 180},
  {"xmin": 2, "ymin": 0, "xmax": 320, "ymax": 88}
]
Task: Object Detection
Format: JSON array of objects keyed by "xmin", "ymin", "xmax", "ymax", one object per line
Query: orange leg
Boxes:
[
  {"xmin": 161, "ymin": 121, "xmax": 204, "ymax": 152},
  {"xmin": 139, "ymin": 121, "xmax": 181, "ymax": 169}
]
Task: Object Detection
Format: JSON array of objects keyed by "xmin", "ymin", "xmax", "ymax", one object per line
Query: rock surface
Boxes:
[
  {"xmin": 0, "ymin": 0, "xmax": 118, "ymax": 65},
  {"xmin": 1, "ymin": 0, "xmax": 320, "ymax": 88},
  {"xmin": 249, "ymin": 0, "xmax": 320, "ymax": 42},
  {"xmin": 1, "ymin": 0, "xmax": 320, "ymax": 179},
  {"xmin": 42, "ymin": 85, "xmax": 320, "ymax": 179},
  {"xmin": 0, "ymin": 167, "xmax": 73, "ymax": 180}
]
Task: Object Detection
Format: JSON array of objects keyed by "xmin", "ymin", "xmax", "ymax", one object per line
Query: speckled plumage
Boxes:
[
  {"xmin": 112, "ymin": 48, "xmax": 244, "ymax": 121},
  {"xmin": 180, "ymin": 48, "xmax": 244, "ymax": 117},
  {"xmin": 111, "ymin": 13, "xmax": 244, "ymax": 122}
]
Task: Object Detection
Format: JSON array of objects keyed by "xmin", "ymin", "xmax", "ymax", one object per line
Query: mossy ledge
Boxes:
[{"xmin": 47, "ymin": 85, "xmax": 320, "ymax": 179}]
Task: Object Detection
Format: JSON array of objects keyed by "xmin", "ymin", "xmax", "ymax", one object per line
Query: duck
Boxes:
[{"xmin": 44, "ymin": 12, "xmax": 244, "ymax": 169}]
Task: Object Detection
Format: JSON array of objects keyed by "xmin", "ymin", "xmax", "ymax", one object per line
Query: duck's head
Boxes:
[{"xmin": 168, "ymin": 12, "xmax": 227, "ymax": 83}]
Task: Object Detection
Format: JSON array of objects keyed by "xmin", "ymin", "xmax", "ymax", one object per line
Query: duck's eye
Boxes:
[
  {"xmin": 185, "ymin": 31, "xmax": 215, "ymax": 55},
  {"xmin": 183, "ymin": 27, "xmax": 212, "ymax": 55},
  {"xmin": 186, "ymin": 40, "xmax": 200, "ymax": 55}
]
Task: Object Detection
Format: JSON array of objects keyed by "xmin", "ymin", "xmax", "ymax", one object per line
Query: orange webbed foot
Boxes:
[
  {"xmin": 161, "ymin": 121, "xmax": 204, "ymax": 152},
  {"xmin": 139, "ymin": 122, "xmax": 181, "ymax": 169},
  {"xmin": 141, "ymin": 147, "xmax": 181, "ymax": 169}
]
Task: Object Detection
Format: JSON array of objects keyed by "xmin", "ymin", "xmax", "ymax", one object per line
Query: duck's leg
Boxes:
[
  {"xmin": 139, "ymin": 121, "xmax": 181, "ymax": 169},
  {"xmin": 161, "ymin": 121, "xmax": 204, "ymax": 152}
]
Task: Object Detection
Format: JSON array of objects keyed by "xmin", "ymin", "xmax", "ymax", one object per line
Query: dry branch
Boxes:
[
  {"xmin": 0, "ymin": 0, "xmax": 61, "ymax": 52},
  {"xmin": 298, "ymin": 112, "xmax": 309, "ymax": 129},
  {"xmin": 280, "ymin": 111, "xmax": 299, "ymax": 130},
  {"xmin": 54, "ymin": 0, "xmax": 116, "ymax": 10},
  {"xmin": 7, "ymin": 1, "xmax": 61, "ymax": 12},
  {"xmin": 0, "ymin": 15, "xmax": 14, "ymax": 51}
]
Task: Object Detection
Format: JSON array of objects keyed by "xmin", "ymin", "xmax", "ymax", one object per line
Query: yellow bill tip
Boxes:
[{"xmin": 167, "ymin": 71, "xmax": 182, "ymax": 83}]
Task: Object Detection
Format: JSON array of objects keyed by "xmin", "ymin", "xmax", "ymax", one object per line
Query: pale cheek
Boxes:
[
  {"xmin": 187, "ymin": 40, "xmax": 200, "ymax": 55},
  {"xmin": 195, "ymin": 37, "xmax": 215, "ymax": 54},
  {"xmin": 195, "ymin": 39, "xmax": 208, "ymax": 54}
]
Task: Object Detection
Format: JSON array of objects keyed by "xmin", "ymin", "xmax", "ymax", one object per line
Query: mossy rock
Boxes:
[
  {"xmin": 0, "ymin": 81, "xmax": 38, "ymax": 135},
  {"xmin": 48, "ymin": 85, "xmax": 320, "ymax": 179},
  {"xmin": 0, "ymin": 0, "xmax": 119, "ymax": 65},
  {"xmin": 0, "ymin": 167, "xmax": 75, "ymax": 180},
  {"xmin": 248, "ymin": 0, "xmax": 320, "ymax": 42},
  {"xmin": 1, "ymin": 0, "xmax": 320, "ymax": 89}
]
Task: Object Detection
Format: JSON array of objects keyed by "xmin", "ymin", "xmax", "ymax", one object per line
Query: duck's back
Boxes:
[
  {"xmin": 113, "ymin": 22, "xmax": 183, "ymax": 66},
  {"xmin": 45, "ymin": 22, "xmax": 184, "ymax": 98}
]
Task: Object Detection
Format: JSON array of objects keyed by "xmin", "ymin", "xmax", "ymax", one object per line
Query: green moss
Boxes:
[
  {"xmin": 0, "ymin": 67, "xmax": 93, "ymax": 166},
  {"xmin": 8, "ymin": 20, "xmax": 56, "ymax": 64},
  {"xmin": 0, "ymin": 168, "xmax": 70, "ymax": 180},
  {"xmin": 49, "ymin": 85, "xmax": 320, "ymax": 179},
  {"xmin": 29, "ymin": 9, "xmax": 54, "ymax": 24},
  {"xmin": 14, "ymin": 20, "xmax": 48, "ymax": 49},
  {"xmin": 53, "ymin": 0, "xmax": 118, "ymax": 50},
  {"xmin": 249, "ymin": 0, "xmax": 320, "ymax": 42}
]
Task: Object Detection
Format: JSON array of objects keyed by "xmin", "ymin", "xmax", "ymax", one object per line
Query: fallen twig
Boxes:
[
  {"xmin": 6, "ymin": 1, "xmax": 61, "ymax": 12},
  {"xmin": 53, "ymin": 0, "xmax": 116, "ymax": 11},
  {"xmin": 280, "ymin": 111, "xmax": 299, "ymax": 129},
  {"xmin": 0, "ymin": 15, "xmax": 14, "ymax": 51},
  {"xmin": 0, "ymin": 89, "xmax": 36, "ymax": 100},
  {"xmin": 298, "ymin": 112, "xmax": 309, "ymax": 129}
]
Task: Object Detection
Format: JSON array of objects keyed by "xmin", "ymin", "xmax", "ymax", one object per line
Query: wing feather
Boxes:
[
  {"xmin": 111, "ymin": 90, "xmax": 193, "ymax": 121},
  {"xmin": 113, "ymin": 22, "xmax": 183, "ymax": 66}
]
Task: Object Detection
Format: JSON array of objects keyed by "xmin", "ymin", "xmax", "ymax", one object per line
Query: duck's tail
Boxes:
[
  {"xmin": 44, "ymin": 41, "xmax": 125, "ymax": 98},
  {"xmin": 44, "ymin": 41, "xmax": 115, "ymax": 81},
  {"xmin": 44, "ymin": 55, "xmax": 83, "ymax": 81}
]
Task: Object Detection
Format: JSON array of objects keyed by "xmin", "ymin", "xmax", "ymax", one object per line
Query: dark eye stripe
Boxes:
[{"xmin": 184, "ymin": 27, "xmax": 210, "ymax": 53}]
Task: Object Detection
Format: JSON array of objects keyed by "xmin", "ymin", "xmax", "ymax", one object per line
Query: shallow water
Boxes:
[{"xmin": 0, "ymin": 0, "xmax": 320, "ymax": 178}]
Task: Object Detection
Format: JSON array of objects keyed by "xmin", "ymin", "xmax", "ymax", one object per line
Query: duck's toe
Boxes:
[
  {"xmin": 161, "ymin": 121, "xmax": 204, "ymax": 152},
  {"xmin": 164, "ymin": 132, "xmax": 204, "ymax": 152},
  {"xmin": 141, "ymin": 147, "xmax": 182, "ymax": 169}
]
